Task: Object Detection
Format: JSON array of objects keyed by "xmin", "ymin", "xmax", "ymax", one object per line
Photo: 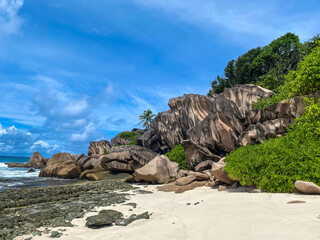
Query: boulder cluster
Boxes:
[{"xmin": 6, "ymin": 85, "xmax": 320, "ymax": 194}]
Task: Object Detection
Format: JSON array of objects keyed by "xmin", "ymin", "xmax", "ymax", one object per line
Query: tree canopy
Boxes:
[{"xmin": 208, "ymin": 32, "xmax": 319, "ymax": 96}]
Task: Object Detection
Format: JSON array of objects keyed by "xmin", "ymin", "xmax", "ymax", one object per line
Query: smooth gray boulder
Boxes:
[
  {"xmin": 101, "ymin": 145, "xmax": 158, "ymax": 173},
  {"xmin": 39, "ymin": 152, "xmax": 81, "ymax": 179},
  {"xmin": 295, "ymin": 181, "xmax": 320, "ymax": 195},
  {"xmin": 133, "ymin": 155, "xmax": 180, "ymax": 184}
]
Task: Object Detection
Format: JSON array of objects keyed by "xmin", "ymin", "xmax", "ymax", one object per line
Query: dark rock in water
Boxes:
[
  {"xmin": 5, "ymin": 162, "xmax": 30, "ymax": 168},
  {"xmin": 88, "ymin": 140, "xmax": 112, "ymax": 156},
  {"xmin": 27, "ymin": 168, "xmax": 36, "ymax": 173},
  {"xmin": 86, "ymin": 209, "xmax": 123, "ymax": 228},
  {"xmin": 39, "ymin": 152, "xmax": 81, "ymax": 179},
  {"xmin": 115, "ymin": 212, "xmax": 149, "ymax": 226},
  {"xmin": 50, "ymin": 231, "xmax": 62, "ymax": 238},
  {"xmin": 101, "ymin": 145, "xmax": 158, "ymax": 173},
  {"xmin": 5, "ymin": 151, "xmax": 45, "ymax": 169}
]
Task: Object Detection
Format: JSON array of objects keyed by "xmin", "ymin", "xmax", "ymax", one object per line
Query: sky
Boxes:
[{"xmin": 0, "ymin": 0, "xmax": 319, "ymax": 157}]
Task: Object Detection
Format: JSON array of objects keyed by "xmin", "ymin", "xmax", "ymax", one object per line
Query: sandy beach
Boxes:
[{"xmin": 17, "ymin": 185, "xmax": 320, "ymax": 240}]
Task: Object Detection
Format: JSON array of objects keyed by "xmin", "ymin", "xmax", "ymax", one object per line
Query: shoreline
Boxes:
[
  {"xmin": 0, "ymin": 178, "xmax": 136, "ymax": 240},
  {"xmin": 13, "ymin": 184, "xmax": 320, "ymax": 240}
]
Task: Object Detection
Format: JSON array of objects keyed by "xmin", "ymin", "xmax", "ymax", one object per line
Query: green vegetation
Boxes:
[
  {"xmin": 208, "ymin": 33, "xmax": 320, "ymax": 96},
  {"xmin": 104, "ymin": 149, "xmax": 109, "ymax": 155},
  {"xmin": 139, "ymin": 109, "xmax": 156, "ymax": 129},
  {"xmin": 224, "ymin": 98, "xmax": 320, "ymax": 192},
  {"xmin": 165, "ymin": 144, "xmax": 188, "ymax": 170},
  {"xmin": 253, "ymin": 41, "xmax": 320, "ymax": 109},
  {"xmin": 215, "ymin": 32, "xmax": 320, "ymax": 192},
  {"xmin": 119, "ymin": 131, "xmax": 141, "ymax": 145}
]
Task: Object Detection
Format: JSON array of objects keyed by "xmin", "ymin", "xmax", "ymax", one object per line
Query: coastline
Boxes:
[{"xmin": 14, "ymin": 184, "xmax": 320, "ymax": 240}]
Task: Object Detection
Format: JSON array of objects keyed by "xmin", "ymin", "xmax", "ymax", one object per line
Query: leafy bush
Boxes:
[
  {"xmin": 104, "ymin": 150, "xmax": 109, "ymax": 155},
  {"xmin": 119, "ymin": 131, "xmax": 141, "ymax": 145},
  {"xmin": 165, "ymin": 144, "xmax": 189, "ymax": 170},
  {"xmin": 224, "ymin": 99, "xmax": 320, "ymax": 192}
]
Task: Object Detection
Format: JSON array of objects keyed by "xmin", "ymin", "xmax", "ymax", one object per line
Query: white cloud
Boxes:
[
  {"xmin": 0, "ymin": 0, "xmax": 24, "ymax": 35},
  {"xmin": 52, "ymin": 144, "xmax": 59, "ymax": 151},
  {"xmin": 26, "ymin": 132, "xmax": 32, "ymax": 136},
  {"xmin": 0, "ymin": 123, "xmax": 7, "ymax": 135},
  {"xmin": 31, "ymin": 140, "xmax": 50, "ymax": 149},
  {"xmin": 0, "ymin": 124, "xmax": 18, "ymax": 135},
  {"xmin": 70, "ymin": 122, "xmax": 95, "ymax": 142},
  {"xmin": 62, "ymin": 99, "xmax": 88, "ymax": 117},
  {"xmin": 8, "ymin": 125, "xmax": 17, "ymax": 133}
]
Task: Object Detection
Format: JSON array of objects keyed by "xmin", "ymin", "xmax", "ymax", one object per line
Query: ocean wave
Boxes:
[
  {"xmin": 0, "ymin": 163, "xmax": 7, "ymax": 167},
  {"xmin": 0, "ymin": 167, "xmax": 40, "ymax": 178}
]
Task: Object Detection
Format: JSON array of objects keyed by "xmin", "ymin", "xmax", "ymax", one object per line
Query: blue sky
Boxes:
[{"xmin": 0, "ymin": 0, "xmax": 319, "ymax": 157}]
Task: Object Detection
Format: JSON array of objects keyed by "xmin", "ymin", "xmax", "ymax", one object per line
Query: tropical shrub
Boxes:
[
  {"xmin": 165, "ymin": 144, "xmax": 188, "ymax": 170},
  {"xmin": 224, "ymin": 99, "xmax": 320, "ymax": 192}
]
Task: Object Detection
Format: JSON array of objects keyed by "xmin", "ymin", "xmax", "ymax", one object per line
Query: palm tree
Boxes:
[{"xmin": 139, "ymin": 109, "xmax": 156, "ymax": 129}]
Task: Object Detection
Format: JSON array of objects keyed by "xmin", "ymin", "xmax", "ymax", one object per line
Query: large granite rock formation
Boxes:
[
  {"xmin": 137, "ymin": 85, "xmax": 318, "ymax": 170},
  {"xmin": 101, "ymin": 145, "xmax": 158, "ymax": 173},
  {"xmin": 136, "ymin": 94, "xmax": 213, "ymax": 153},
  {"xmin": 88, "ymin": 140, "xmax": 112, "ymax": 156},
  {"xmin": 39, "ymin": 152, "xmax": 81, "ymax": 179}
]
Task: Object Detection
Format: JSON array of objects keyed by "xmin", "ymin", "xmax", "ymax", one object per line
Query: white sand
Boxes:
[{"xmin": 17, "ymin": 186, "xmax": 320, "ymax": 240}]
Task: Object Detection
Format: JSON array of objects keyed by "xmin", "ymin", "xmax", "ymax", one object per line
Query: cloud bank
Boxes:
[{"xmin": 0, "ymin": 0, "xmax": 24, "ymax": 35}]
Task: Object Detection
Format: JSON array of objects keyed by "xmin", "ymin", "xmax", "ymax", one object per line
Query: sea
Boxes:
[{"xmin": 0, "ymin": 156, "xmax": 79, "ymax": 192}]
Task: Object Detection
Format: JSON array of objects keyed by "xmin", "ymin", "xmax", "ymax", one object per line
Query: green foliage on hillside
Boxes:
[
  {"xmin": 119, "ymin": 131, "xmax": 141, "ymax": 145},
  {"xmin": 253, "ymin": 41, "xmax": 320, "ymax": 109},
  {"xmin": 224, "ymin": 98, "xmax": 320, "ymax": 193},
  {"xmin": 165, "ymin": 144, "xmax": 188, "ymax": 170},
  {"xmin": 208, "ymin": 33, "xmax": 319, "ymax": 96},
  {"xmin": 104, "ymin": 150, "xmax": 109, "ymax": 155}
]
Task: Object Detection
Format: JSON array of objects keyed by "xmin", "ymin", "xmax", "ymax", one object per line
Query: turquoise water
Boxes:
[{"xmin": 0, "ymin": 156, "xmax": 79, "ymax": 192}]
